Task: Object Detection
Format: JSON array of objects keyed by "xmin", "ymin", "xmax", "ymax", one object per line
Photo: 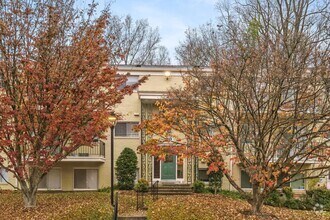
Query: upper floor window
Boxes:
[
  {"xmin": 119, "ymin": 76, "xmax": 139, "ymax": 90},
  {"xmin": 0, "ymin": 168, "xmax": 8, "ymax": 183},
  {"xmin": 115, "ymin": 122, "xmax": 139, "ymax": 137}
]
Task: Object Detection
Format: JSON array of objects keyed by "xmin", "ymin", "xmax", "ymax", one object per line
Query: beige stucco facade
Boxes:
[{"xmin": 1, "ymin": 65, "xmax": 326, "ymax": 192}]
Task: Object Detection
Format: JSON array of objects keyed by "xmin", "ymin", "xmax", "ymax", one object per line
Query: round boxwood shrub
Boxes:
[
  {"xmin": 115, "ymin": 147, "xmax": 138, "ymax": 190},
  {"xmin": 134, "ymin": 179, "xmax": 149, "ymax": 192},
  {"xmin": 193, "ymin": 180, "xmax": 205, "ymax": 193}
]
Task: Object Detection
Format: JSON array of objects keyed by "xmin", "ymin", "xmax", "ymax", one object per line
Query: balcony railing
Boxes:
[{"xmin": 64, "ymin": 140, "xmax": 105, "ymax": 160}]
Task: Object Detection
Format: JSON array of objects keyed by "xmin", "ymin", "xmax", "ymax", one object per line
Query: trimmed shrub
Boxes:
[
  {"xmin": 265, "ymin": 188, "xmax": 330, "ymax": 211},
  {"xmin": 265, "ymin": 190, "xmax": 282, "ymax": 207},
  {"xmin": 115, "ymin": 148, "xmax": 138, "ymax": 190},
  {"xmin": 208, "ymin": 170, "xmax": 223, "ymax": 194},
  {"xmin": 219, "ymin": 190, "xmax": 245, "ymax": 200},
  {"xmin": 98, "ymin": 187, "xmax": 111, "ymax": 193},
  {"xmin": 305, "ymin": 189, "xmax": 330, "ymax": 211},
  {"xmin": 282, "ymin": 186, "xmax": 294, "ymax": 200},
  {"xmin": 283, "ymin": 199, "xmax": 305, "ymax": 210},
  {"xmin": 193, "ymin": 180, "xmax": 205, "ymax": 193},
  {"xmin": 134, "ymin": 179, "xmax": 149, "ymax": 192}
]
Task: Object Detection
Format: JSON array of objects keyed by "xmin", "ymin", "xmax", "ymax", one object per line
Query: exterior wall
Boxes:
[
  {"xmin": 138, "ymin": 75, "xmax": 184, "ymax": 92},
  {"xmin": 0, "ymin": 65, "xmax": 325, "ymax": 192},
  {"xmin": 53, "ymin": 162, "xmax": 102, "ymax": 191},
  {"xmin": 0, "ymin": 172, "xmax": 17, "ymax": 190}
]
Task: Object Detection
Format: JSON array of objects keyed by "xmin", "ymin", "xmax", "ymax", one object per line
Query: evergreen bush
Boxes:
[
  {"xmin": 134, "ymin": 179, "xmax": 149, "ymax": 192},
  {"xmin": 208, "ymin": 169, "xmax": 223, "ymax": 194},
  {"xmin": 115, "ymin": 148, "xmax": 138, "ymax": 190},
  {"xmin": 193, "ymin": 180, "xmax": 205, "ymax": 193}
]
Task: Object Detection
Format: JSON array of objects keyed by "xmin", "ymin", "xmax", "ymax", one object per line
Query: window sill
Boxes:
[
  {"xmin": 73, "ymin": 188, "xmax": 98, "ymax": 191},
  {"xmin": 115, "ymin": 136, "xmax": 140, "ymax": 139},
  {"xmin": 38, "ymin": 188, "xmax": 62, "ymax": 191}
]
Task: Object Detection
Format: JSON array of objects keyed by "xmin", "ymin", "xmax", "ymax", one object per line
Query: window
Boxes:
[
  {"xmin": 241, "ymin": 170, "xmax": 252, "ymax": 188},
  {"xmin": 0, "ymin": 168, "xmax": 8, "ymax": 183},
  {"xmin": 115, "ymin": 122, "xmax": 139, "ymax": 137},
  {"xmin": 291, "ymin": 173, "xmax": 305, "ymax": 189},
  {"xmin": 241, "ymin": 124, "xmax": 252, "ymax": 144},
  {"xmin": 198, "ymin": 169, "xmax": 209, "ymax": 182},
  {"xmin": 119, "ymin": 76, "xmax": 139, "ymax": 90},
  {"xmin": 74, "ymin": 169, "xmax": 98, "ymax": 189},
  {"xmin": 177, "ymin": 157, "xmax": 183, "ymax": 179},
  {"xmin": 38, "ymin": 169, "xmax": 61, "ymax": 190},
  {"xmin": 153, "ymin": 157, "xmax": 160, "ymax": 179},
  {"xmin": 0, "ymin": 75, "xmax": 3, "ymax": 88}
]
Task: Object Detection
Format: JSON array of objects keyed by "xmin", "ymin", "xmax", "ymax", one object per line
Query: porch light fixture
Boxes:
[
  {"xmin": 109, "ymin": 113, "xmax": 117, "ymax": 206},
  {"xmin": 164, "ymin": 71, "xmax": 171, "ymax": 80}
]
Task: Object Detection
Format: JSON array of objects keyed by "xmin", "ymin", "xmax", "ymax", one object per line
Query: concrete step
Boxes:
[
  {"xmin": 157, "ymin": 188, "xmax": 192, "ymax": 192},
  {"xmin": 157, "ymin": 186, "xmax": 192, "ymax": 189},
  {"xmin": 150, "ymin": 184, "xmax": 193, "ymax": 196},
  {"xmin": 160, "ymin": 183, "xmax": 191, "ymax": 187},
  {"xmin": 157, "ymin": 191, "xmax": 193, "ymax": 195}
]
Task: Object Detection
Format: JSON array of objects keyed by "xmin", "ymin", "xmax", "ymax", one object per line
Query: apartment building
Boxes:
[{"xmin": 0, "ymin": 65, "xmax": 327, "ymax": 192}]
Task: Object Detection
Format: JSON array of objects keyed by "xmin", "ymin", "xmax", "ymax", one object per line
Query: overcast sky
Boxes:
[{"xmin": 79, "ymin": 0, "xmax": 219, "ymax": 63}]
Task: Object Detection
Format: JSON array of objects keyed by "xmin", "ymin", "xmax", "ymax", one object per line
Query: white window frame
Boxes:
[
  {"xmin": 0, "ymin": 168, "xmax": 8, "ymax": 184},
  {"xmin": 240, "ymin": 170, "xmax": 305, "ymax": 190},
  {"xmin": 73, "ymin": 167, "xmax": 99, "ymax": 191},
  {"xmin": 119, "ymin": 76, "xmax": 139, "ymax": 91},
  {"xmin": 114, "ymin": 121, "xmax": 140, "ymax": 138},
  {"xmin": 38, "ymin": 168, "xmax": 62, "ymax": 191},
  {"xmin": 152, "ymin": 156, "xmax": 184, "ymax": 182}
]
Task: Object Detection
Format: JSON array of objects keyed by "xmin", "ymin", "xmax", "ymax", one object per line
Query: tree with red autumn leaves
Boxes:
[
  {"xmin": 0, "ymin": 0, "xmax": 145, "ymax": 207},
  {"xmin": 138, "ymin": 0, "xmax": 330, "ymax": 215}
]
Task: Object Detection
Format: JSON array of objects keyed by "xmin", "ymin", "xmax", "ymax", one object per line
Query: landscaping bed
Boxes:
[{"xmin": 0, "ymin": 191, "xmax": 112, "ymax": 219}]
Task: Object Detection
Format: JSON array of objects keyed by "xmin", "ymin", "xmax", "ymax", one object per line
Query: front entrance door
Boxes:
[{"xmin": 161, "ymin": 155, "xmax": 176, "ymax": 180}]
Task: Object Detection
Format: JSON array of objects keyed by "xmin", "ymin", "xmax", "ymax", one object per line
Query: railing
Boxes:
[
  {"xmin": 151, "ymin": 180, "xmax": 159, "ymax": 201},
  {"xmin": 68, "ymin": 140, "xmax": 105, "ymax": 158},
  {"xmin": 113, "ymin": 192, "xmax": 118, "ymax": 220}
]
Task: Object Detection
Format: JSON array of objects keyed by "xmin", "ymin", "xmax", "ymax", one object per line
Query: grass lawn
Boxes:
[
  {"xmin": 147, "ymin": 194, "xmax": 330, "ymax": 220},
  {"xmin": 0, "ymin": 191, "xmax": 112, "ymax": 219}
]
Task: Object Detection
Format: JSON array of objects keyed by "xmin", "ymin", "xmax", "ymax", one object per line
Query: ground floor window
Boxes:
[
  {"xmin": 291, "ymin": 173, "xmax": 304, "ymax": 189},
  {"xmin": 240, "ymin": 170, "xmax": 304, "ymax": 189},
  {"xmin": 198, "ymin": 168, "xmax": 209, "ymax": 182},
  {"xmin": 241, "ymin": 170, "xmax": 252, "ymax": 188},
  {"xmin": 177, "ymin": 157, "xmax": 183, "ymax": 179},
  {"xmin": 74, "ymin": 169, "xmax": 98, "ymax": 190},
  {"xmin": 0, "ymin": 168, "xmax": 8, "ymax": 183},
  {"xmin": 39, "ymin": 169, "xmax": 61, "ymax": 190},
  {"xmin": 154, "ymin": 157, "xmax": 160, "ymax": 179}
]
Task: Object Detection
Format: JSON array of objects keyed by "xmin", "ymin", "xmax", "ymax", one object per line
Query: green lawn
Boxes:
[{"xmin": 0, "ymin": 191, "xmax": 112, "ymax": 219}]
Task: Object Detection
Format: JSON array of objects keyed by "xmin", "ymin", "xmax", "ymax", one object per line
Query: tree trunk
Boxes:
[
  {"xmin": 22, "ymin": 190, "xmax": 37, "ymax": 208},
  {"xmin": 249, "ymin": 183, "xmax": 264, "ymax": 215},
  {"xmin": 251, "ymin": 198, "xmax": 263, "ymax": 215}
]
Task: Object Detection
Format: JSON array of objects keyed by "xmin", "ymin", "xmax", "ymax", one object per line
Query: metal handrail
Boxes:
[
  {"xmin": 113, "ymin": 192, "xmax": 118, "ymax": 220},
  {"xmin": 151, "ymin": 180, "xmax": 159, "ymax": 201},
  {"xmin": 68, "ymin": 140, "xmax": 105, "ymax": 157}
]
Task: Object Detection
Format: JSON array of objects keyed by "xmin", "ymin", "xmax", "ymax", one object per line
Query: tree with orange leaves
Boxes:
[
  {"xmin": 138, "ymin": 0, "xmax": 329, "ymax": 215},
  {"xmin": 0, "ymin": 0, "xmax": 145, "ymax": 208}
]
